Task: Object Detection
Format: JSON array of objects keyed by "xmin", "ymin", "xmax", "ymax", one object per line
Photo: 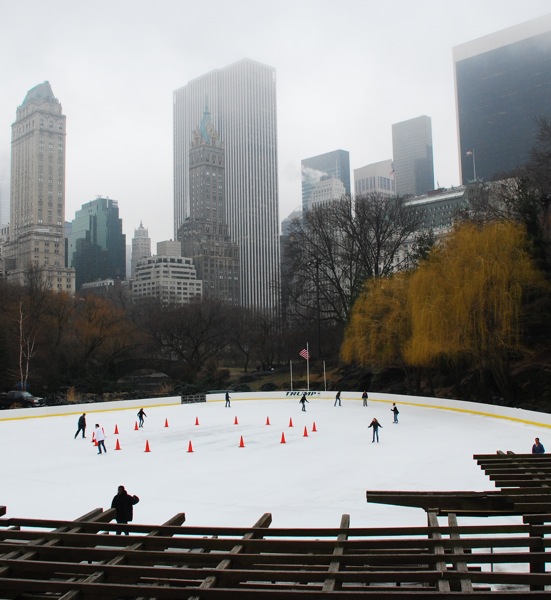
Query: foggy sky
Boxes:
[{"xmin": 0, "ymin": 0, "xmax": 549, "ymax": 248}]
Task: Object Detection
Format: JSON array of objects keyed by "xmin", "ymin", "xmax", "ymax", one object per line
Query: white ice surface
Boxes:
[{"xmin": 0, "ymin": 396, "xmax": 549, "ymax": 529}]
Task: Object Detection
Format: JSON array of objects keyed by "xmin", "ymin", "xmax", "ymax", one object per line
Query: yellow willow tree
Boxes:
[
  {"xmin": 341, "ymin": 271, "xmax": 414, "ymax": 385},
  {"xmin": 405, "ymin": 221, "xmax": 549, "ymax": 400}
]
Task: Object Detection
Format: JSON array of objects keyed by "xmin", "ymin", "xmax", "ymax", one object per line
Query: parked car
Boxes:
[{"xmin": 0, "ymin": 391, "xmax": 44, "ymax": 409}]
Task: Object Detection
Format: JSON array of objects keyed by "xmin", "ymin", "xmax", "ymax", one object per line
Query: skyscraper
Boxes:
[
  {"xmin": 453, "ymin": 15, "xmax": 551, "ymax": 184},
  {"xmin": 131, "ymin": 221, "xmax": 151, "ymax": 279},
  {"xmin": 180, "ymin": 103, "xmax": 240, "ymax": 304},
  {"xmin": 354, "ymin": 159, "xmax": 396, "ymax": 197},
  {"xmin": 392, "ymin": 115, "xmax": 434, "ymax": 197},
  {"xmin": 173, "ymin": 59, "xmax": 279, "ymax": 313},
  {"xmin": 68, "ymin": 197, "xmax": 126, "ymax": 290},
  {"xmin": 301, "ymin": 150, "xmax": 350, "ymax": 211},
  {"xmin": 5, "ymin": 81, "xmax": 75, "ymax": 292}
]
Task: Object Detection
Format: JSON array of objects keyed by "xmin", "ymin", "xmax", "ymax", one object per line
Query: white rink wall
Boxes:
[
  {"xmin": 208, "ymin": 390, "xmax": 551, "ymax": 429},
  {"xmin": 1, "ymin": 392, "xmax": 550, "ymax": 430}
]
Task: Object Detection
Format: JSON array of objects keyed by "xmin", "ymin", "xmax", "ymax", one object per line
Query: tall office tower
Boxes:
[
  {"xmin": 174, "ymin": 59, "xmax": 279, "ymax": 313},
  {"xmin": 180, "ymin": 104, "xmax": 240, "ymax": 304},
  {"xmin": 5, "ymin": 81, "xmax": 75, "ymax": 292},
  {"xmin": 354, "ymin": 159, "xmax": 396, "ymax": 197},
  {"xmin": 131, "ymin": 221, "xmax": 151, "ymax": 279},
  {"xmin": 392, "ymin": 116, "xmax": 434, "ymax": 197},
  {"xmin": 301, "ymin": 150, "xmax": 350, "ymax": 211},
  {"xmin": 68, "ymin": 197, "xmax": 126, "ymax": 290},
  {"xmin": 454, "ymin": 15, "xmax": 551, "ymax": 184}
]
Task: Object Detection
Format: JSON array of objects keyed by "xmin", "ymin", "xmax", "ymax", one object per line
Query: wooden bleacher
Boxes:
[{"xmin": 0, "ymin": 452, "xmax": 550, "ymax": 597}]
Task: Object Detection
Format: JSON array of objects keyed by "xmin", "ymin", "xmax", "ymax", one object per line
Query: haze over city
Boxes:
[{"xmin": 0, "ymin": 0, "xmax": 550, "ymax": 247}]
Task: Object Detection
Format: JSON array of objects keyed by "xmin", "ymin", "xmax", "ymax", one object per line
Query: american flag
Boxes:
[{"xmin": 299, "ymin": 348, "xmax": 310, "ymax": 360}]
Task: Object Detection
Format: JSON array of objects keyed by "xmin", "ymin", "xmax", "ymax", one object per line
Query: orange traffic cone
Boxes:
[
  {"xmin": 144, "ymin": 440, "xmax": 151, "ymax": 452},
  {"xmin": 94, "ymin": 438, "xmax": 98, "ymax": 446},
  {"xmin": 312, "ymin": 422, "xmax": 318, "ymax": 432},
  {"xmin": 134, "ymin": 421, "xmax": 139, "ymax": 431},
  {"xmin": 266, "ymin": 416, "xmax": 271, "ymax": 425},
  {"xmin": 280, "ymin": 432, "xmax": 286, "ymax": 444},
  {"xmin": 164, "ymin": 418, "xmax": 169, "ymax": 428},
  {"xmin": 303, "ymin": 426, "xmax": 309, "ymax": 437},
  {"xmin": 239, "ymin": 435, "xmax": 245, "ymax": 448},
  {"xmin": 234, "ymin": 416, "xmax": 239, "ymax": 425},
  {"xmin": 114, "ymin": 424, "xmax": 119, "ymax": 435},
  {"xmin": 115, "ymin": 438, "xmax": 121, "ymax": 451},
  {"xmin": 195, "ymin": 417, "xmax": 199, "ymax": 426},
  {"xmin": 289, "ymin": 418, "xmax": 294, "ymax": 427},
  {"xmin": 187, "ymin": 440, "xmax": 194, "ymax": 453}
]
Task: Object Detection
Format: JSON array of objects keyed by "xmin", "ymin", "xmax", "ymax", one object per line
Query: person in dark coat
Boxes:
[
  {"xmin": 368, "ymin": 418, "xmax": 382, "ymax": 443},
  {"xmin": 111, "ymin": 485, "xmax": 140, "ymax": 535},
  {"xmin": 391, "ymin": 403, "xmax": 399, "ymax": 424},
  {"xmin": 74, "ymin": 413, "xmax": 86, "ymax": 438},
  {"xmin": 299, "ymin": 393, "xmax": 309, "ymax": 411},
  {"xmin": 362, "ymin": 391, "xmax": 368, "ymax": 407},
  {"xmin": 137, "ymin": 408, "xmax": 147, "ymax": 427},
  {"xmin": 532, "ymin": 437, "xmax": 545, "ymax": 454},
  {"xmin": 225, "ymin": 391, "xmax": 231, "ymax": 407},
  {"xmin": 334, "ymin": 391, "xmax": 342, "ymax": 407}
]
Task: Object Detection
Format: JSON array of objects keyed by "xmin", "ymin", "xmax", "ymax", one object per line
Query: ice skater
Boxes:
[
  {"xmin": 532, "ymin": 437, "xmax": 545, "ymax": 454},
  {"xmin": 300, "ymin": 393, "xmax": 309, "ymax": 412},
  {"xmin": 334, "ymin": 391, "xmax": 342, "ymax": 406},
  {"xmin": 111, "ymin": 485, "xmax": 139, "ymax": 535},
  {"xmin": 225, "ymin": 391, "xmax": 231, "ymax": 407},
  {"xmin": 362, "ymin": 391, "xmax": 368, "ymax": 407},
  {"xmin": 95, "ymin": 424, "xmax": 107, "ymax": 454},
  {"xmin": 74, "ymin": 413, "xmax": 86, "ymax": 438},
  {"xmin": 368, "ymin": 418, "xmax": 382, "ymax": 443},
  {"xmin": 137, "ymin": 408, "xmax": 147, "ymax": 427},
  {"xmin": 391, "ymin": 403, "xmax": 399, "ymax": 424}
]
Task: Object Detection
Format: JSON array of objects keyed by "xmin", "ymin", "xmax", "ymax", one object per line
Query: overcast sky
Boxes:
[{"xmin": 1, "ymin": 0, "xmax": 550, "ymax": 248}]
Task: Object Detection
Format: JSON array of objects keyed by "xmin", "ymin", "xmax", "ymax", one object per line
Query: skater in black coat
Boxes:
[
  {"xmin": 368, "ymin": 418, "xmax": 382, "ymax": 443},
  {"xmin": 299, "ymin": 394, "xmax": 309, "ymax": 411},
  {"xmin": 111, "ymin": 485, "xmax": 140, "ymax": 535},
  {"xmin": 137, "ymin": 408, "xmax": 147, "ymax": 427},
  {"xmin": 74, "ymin": 413, "xmax": 86, "ymax": 438}
]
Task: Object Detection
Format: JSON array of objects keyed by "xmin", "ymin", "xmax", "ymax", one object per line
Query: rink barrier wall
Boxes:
[
  {"xmin": 208, "ymin": 390, "xmax": 551, "ymax": 429},
  {"xmin": 0, "ymin": 396, "xmax": 182, "ymax": 422},
  {"xmin": 0, "ymin": 391, "xmax": 550, "ymax": 429}
]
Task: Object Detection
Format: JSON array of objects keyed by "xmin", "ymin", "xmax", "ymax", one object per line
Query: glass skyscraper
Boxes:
[
  {"xmin": 454, "ymin": 15, "xmax": 551, "ymax": 184},
  {"xmin": 392, "ymin": 115, "xmax": 434, "ymax": 198},
  {"xmin": 301, "ymin": 149, "xmax": 350, "ymax": 211},
  {"xmin": 68, "ymin": 197, "xmax": 126, "ymax": 290},
  {"xmin": 173, "ymin": 59, "xmax": 280, "ymax": 313}
]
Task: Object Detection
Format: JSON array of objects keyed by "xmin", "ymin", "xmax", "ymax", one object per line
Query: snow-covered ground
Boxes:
[{"xmin": 1, "ymin": 394, "xmax": 550, "ymax": 529}]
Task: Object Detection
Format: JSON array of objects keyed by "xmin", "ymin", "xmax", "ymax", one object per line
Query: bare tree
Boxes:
[{"xmin": 282, "ymin": 193, "xmax": 424, "ymax": 327}]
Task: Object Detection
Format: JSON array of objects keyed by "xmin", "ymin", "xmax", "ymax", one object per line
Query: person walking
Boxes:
[
  {"xmin": 532, "ymin": 437, "xmax": 545, "ymax": 454},
  {"xmin": 95, "ymin": 424, "xmax": 107, "ymax": 454},
  {"xmin": 111, "ymin": 485, "xmax": 139, "ymax": 535},
  {"xmin": 225, "ymin": 391, "xmax": 231, "ymax": 407},
  {"xmin": 368, "ymin": 418, "xmax": 382, "ymax": 443},
  {"xmin": 137, "ymin": 408, "xmax": 147, "ymax": 428},
  {"xmin": 362, "ymin": 391, "xmax": 368, "ymax": 407},
  {"xmin": 300, "ymin": 393, "xmax": 309, "ymax": 412},
  {"xmin": 391, "ymin": 403, "xmax": 399, "ymax": 424},
  {"xmin": 74, "ymin": 413, "xmax": 86, "ymax": 439},
  {"xmin": 334, "ymin": 391, "xmax": 342, "ymax": 407}
]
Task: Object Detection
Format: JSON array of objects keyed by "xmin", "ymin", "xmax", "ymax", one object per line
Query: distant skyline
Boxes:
[{"xmin": 0, "ymin": 1, "xmax": 550, "ymax": 248}]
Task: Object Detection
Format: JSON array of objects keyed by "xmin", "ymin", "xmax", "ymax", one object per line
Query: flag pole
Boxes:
[
  {"xmin": 323, "ymin": 360, "xmax": 326, "ymax": 391},
  {"xmin": 306, "ymin": 342, "xmax": 310, "ymax": 392},
  {"xmin": 290, "ymin": 360, "xmax": 293, "ymax": 391}
]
